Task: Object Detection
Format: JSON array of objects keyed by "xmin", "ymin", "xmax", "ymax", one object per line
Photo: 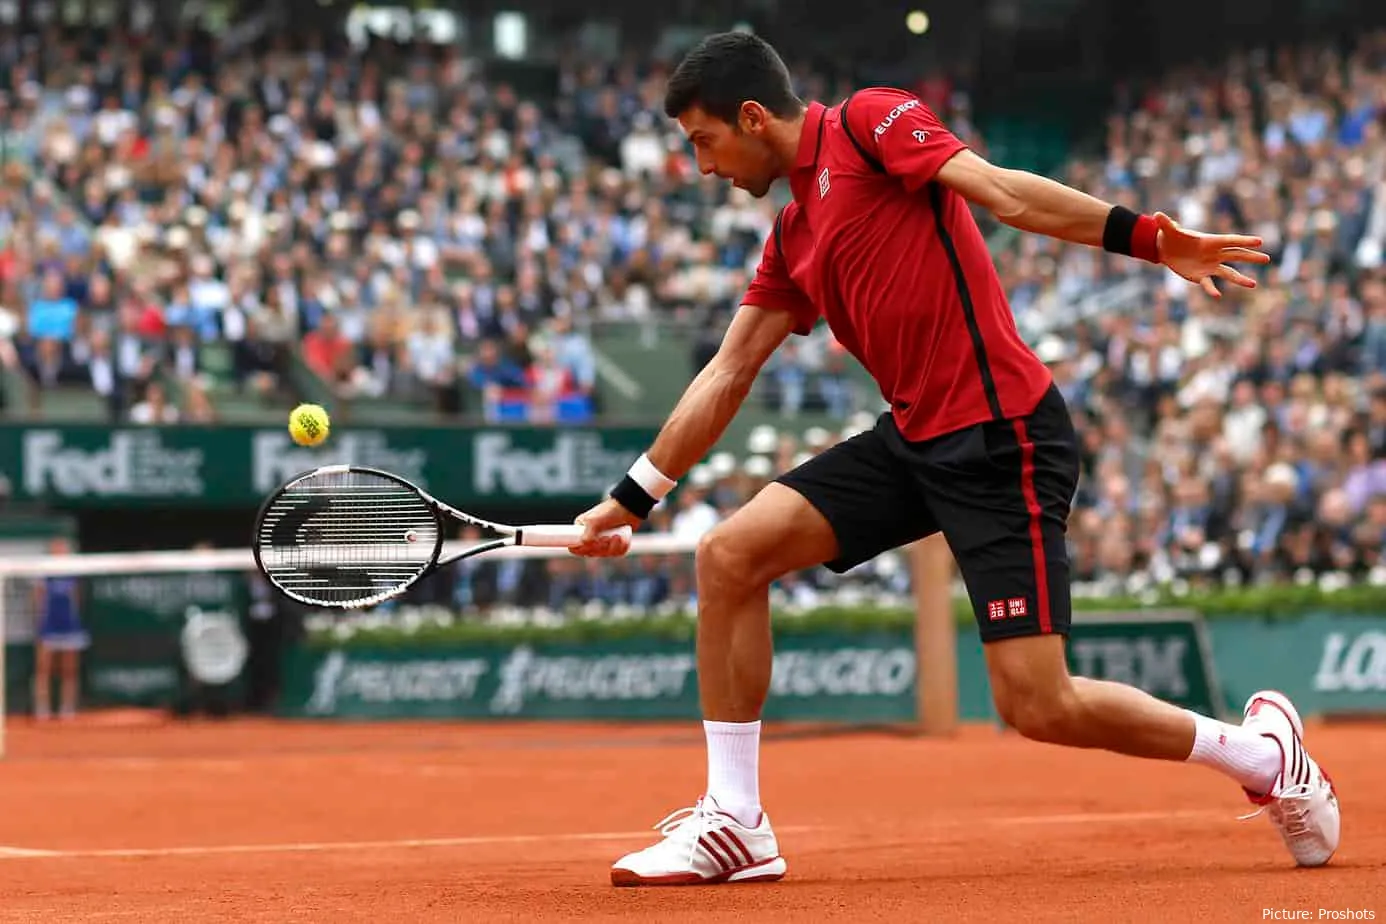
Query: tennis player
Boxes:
[{"xmin": 573, "ymin": 31, "xmax": 1339, "ymax": 885}]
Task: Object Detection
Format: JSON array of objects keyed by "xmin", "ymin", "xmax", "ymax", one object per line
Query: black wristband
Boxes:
[
  {"xmin": 1102, "ymin": 205, "xmax": 1139, "ymax": 256},
  {"xmin": 610, "ymin": 475, "xmax": 657, "ymax": 520}
]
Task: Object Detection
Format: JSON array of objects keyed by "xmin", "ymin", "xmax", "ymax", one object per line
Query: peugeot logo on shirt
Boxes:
[{"xmin": 873, "ymin": 99, "xmax": 921, "ymax": 137}]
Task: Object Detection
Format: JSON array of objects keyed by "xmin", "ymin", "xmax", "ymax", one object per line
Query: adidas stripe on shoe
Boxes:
[{"xmin": 610, "ymin": 794, "xmax": 787, "ymax": 887}]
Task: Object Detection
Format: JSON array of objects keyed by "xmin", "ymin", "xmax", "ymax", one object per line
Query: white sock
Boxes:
[
  {"xmin": 704, "ymin": 720, "xmax": 762, "ymax": 827},
  {"xmin": 1184, "ymin": 710, "xmax": 1282, "ymax": 794}
]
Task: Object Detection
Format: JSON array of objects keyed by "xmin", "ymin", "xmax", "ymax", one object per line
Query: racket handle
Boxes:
[{"xmin": 517, "ymin": 524, "xmax": 633, "ymax": 548}]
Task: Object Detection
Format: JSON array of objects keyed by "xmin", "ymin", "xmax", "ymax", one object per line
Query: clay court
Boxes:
[{"xmin": 0, "ymin": 716, "xmax": 1380, "ymax": 922}]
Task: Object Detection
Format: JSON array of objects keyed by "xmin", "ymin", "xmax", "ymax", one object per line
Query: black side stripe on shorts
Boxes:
[{"xmin": 840, "ymin": 92, "xmax": 1003, "ymax": 421}]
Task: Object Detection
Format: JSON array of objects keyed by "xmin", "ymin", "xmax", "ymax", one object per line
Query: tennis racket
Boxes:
[{"xmin": 252, "ymin": 464, "xmax": 630, "ymax": 609}]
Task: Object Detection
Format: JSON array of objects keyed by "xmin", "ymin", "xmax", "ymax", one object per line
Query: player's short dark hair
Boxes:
[{"xmin": 664, "ymin": 31, "xmax": 803, "ymax": 125}]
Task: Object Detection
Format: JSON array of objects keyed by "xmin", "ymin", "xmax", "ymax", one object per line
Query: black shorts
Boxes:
[{"xmin": 776, "ymin": 384, "xmax": 1080, "ymax": 643}]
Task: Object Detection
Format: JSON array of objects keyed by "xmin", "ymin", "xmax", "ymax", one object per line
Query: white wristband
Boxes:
[{"xmin": 628, "ymin": 453, "xmax": 677, "ymax": 501}]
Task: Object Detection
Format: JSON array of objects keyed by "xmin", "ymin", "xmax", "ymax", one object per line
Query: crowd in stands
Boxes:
[
  {"xmin": 5, "ymin": 20, "xmax": 1386, "ymax": 597},
  {"xmin": 1024, "ymin": 33, "xmax": 1386, "ymax": 594},
  {"xmin": 0, "ymin": 23, "xmax": 971, "ymax": 425},
  {"xmin": 0, "ymin": 23, "xmax": 672, "ymax": 422}
]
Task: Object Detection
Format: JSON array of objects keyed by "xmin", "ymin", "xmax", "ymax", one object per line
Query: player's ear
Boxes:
[{"xmin": 739, "ymin": 100, "xmax": 769, "ymax": 135}]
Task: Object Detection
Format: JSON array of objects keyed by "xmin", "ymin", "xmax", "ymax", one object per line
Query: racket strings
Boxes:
[{"xmin": 256, "ymin": 469, "xmax": 442, "ymax": 606}]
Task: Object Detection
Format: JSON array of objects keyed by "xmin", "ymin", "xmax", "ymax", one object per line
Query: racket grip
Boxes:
[{"xmin": 518, "ymin": 524, "xmax": 633, "ymax": 548}]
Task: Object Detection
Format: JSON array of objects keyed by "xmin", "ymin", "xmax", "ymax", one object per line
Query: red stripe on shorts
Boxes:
[{"xmin": 1011, "ymin": 419, "xmax": 1052, "ymax": 634}]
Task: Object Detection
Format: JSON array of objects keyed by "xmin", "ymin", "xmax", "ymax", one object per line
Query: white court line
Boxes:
[
  {"xmin": 0, "ymin": 809, "xmax": 1227, "ymax": 862},
  {"xmin": 991, "ymin": 809, "xmax": 1223, "ymax": 826},
  {"xmin": 0, "ymin": 827, "xmax": 826, "ymax": 861}
]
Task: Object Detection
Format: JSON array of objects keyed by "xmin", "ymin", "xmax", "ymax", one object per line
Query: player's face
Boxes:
[{"xmin": 678, "ymin": 103, "xmax": 779, "ymax": 198}]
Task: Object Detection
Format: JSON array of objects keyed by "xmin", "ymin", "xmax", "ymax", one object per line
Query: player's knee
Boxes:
[
  {"xmin": 695, "ymin": 484, "xmax": 831, "ymax": 599},
  {"xmin": 696, "ymin": 525, "xmax": 752, "ymax": 590},
  {"xmin": 998, "ymin": 689, "xmax": 1082, "ymax": 743},
  {"xmin": 990, "ymin": 666, "xmax": 1081, "ymax": 743},
  {"xmin": 693, "ymin": 523, "xmax": 792, "ymax": 595},
  {"xmin": 985, "ymin": 635, "xmax": 1084, "ymax": 742}
]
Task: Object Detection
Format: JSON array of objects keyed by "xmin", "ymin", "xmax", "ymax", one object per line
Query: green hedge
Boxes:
[
  {"xmin": 1075, "ymin": 581, "xmax": 1386, "ymax": 618},
  {"xmin": 306, "ymin": 582, "xmax": 1386, "ymax": 650}
]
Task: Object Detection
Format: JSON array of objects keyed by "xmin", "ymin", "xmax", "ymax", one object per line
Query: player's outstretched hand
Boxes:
[
  {"xmin": 570, "ymin": 498, "xmax": 640, "ymax": 558},
  {"xmin": 1154, "ymin": 212, "xmax": 1272, "ymax": 298}
]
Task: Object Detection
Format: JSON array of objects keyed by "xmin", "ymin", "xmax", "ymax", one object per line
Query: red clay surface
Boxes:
[{"xmin": 0, "ymin": 716, "xmax": 1381, "ymax": 922}]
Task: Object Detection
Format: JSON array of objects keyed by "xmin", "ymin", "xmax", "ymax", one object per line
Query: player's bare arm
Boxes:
[
  {"xmin": 934, "ymin": 149, "xmax": 1271, "ymax": 298},
  {"xmin": 571, "ymin": 304, "xmax": 798, "ymax": 555},
  {"xmin": 647, "ymin": 305, "xmax": 797, "ymax": 478}
]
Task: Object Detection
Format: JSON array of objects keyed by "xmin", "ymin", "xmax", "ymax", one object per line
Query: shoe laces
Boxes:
[
  {"xmin": 652, "ymin": 802, "xmax": 712, "ymax": 869},
  {"xmin": 1238, "ymin": 782, "xmax": 1315, "ymax": 836}
]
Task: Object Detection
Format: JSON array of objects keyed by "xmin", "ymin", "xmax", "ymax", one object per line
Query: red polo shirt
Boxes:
[{"xmin": 741, "ymin": 88, "xmax": 1053, "ymax": 442}]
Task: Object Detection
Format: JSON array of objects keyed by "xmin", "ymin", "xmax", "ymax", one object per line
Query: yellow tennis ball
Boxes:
[{"xmin": 288, "ymin": 403, "xmax": 330, "ymax": 447}]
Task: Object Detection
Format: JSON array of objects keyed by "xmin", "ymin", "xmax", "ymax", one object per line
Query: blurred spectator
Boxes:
[
  {"xmin": 301, "ymin": 312, "xmax": 354, "ymax": 393},
  {"xmin": 548, "ymin": 314, "xmax": 597, "ymax": 398},
  {"xmin": 26, "ymin": 268, "xmax": 78, "ymax": 344},
  {"xmin": 129, "ymin": 380, "xmax": 179, "ymax": 424},
  {"xmin": 402, "ymin": 308, "xmax": 460, "ymax": 412},
  {"xmin": 669, "ymin": 470, "xmax": 720, "ymax": 541},
  {"xmin": 465, "ymin": 338, "xmax": 526, "ymax": 420}
]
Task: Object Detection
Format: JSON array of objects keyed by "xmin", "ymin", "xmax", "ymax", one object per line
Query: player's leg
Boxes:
[
  {"xmin": 694, "ymin": 482, "xmax": 836, "ymax": 724},
  {"xmin": 59, "ymin": 649, "xmax": 80, "ymax": 718},
  {"xmin": 920, "ymin": 386, "xmax": 1262, "ymax": 761},
  {"xmin": 983, "ymin": 638, "xmax": 1339, "ymax": 865},
  {"xmin": 921, "ymin": 385, "xmax": 1338, "ymax": 866},
  {"xmin": 983, "ymin": 634, "xmax": 1259, "ymax": 759},
  {"xmin": 690, "ymin": 481, "xmax": 835, "ymax": 839},
  {"xmin": 612, "ymin": 423, "xmax": 935, "ymax": 886},
  {"xmin": 695, "ymin": 426, "xmax": 935, "ymax": 823},
  {"xmin": 32, "ymin": 642, "xmax": 52, "ymax": 721}
]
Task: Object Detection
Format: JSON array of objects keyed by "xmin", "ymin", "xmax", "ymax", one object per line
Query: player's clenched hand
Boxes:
[
  {"xmin": 570, "ymin": 498, "xmax": 639, "ymax": 558},
  {"xmin": 1154, "ymin": 212, "xmax": 1272, "ymax": 299}
]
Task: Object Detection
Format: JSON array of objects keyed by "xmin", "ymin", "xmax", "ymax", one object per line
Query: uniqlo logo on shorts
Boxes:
[{"xmin": 989, "ymin": 598, "xmax": 1028, "ymax": 621}]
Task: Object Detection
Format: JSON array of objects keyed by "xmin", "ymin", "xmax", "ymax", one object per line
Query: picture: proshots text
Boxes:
[{"xmin": 1264, "ymin": 911, "xmax": 1376, "ymax": 921}]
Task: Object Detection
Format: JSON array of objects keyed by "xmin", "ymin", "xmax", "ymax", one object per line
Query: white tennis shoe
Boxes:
[
  {"xmin": 610, "ymin": 794, "xmax": 787, "ymax": 886},
  {"xmin": 1238, "ymin": 690, "xmax": 1340, "ymax": 867}
]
